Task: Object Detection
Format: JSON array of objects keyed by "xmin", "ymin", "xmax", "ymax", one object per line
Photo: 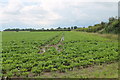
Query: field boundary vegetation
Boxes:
[{"xmin": 74, "ymin": 17, "xmax": 120, "ymax": 34}]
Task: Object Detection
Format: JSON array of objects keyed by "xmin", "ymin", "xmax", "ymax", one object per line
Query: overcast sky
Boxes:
[{"xmin": 0, "ymin": 0, "xmax": 119, "ymax": 30}]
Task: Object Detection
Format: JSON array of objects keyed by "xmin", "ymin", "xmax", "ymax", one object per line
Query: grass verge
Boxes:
[
  {"xmin": 87, "ymin": 32, "xmax": 118, "ymax": 41},
  {"xmin": 35, "ymin": 62, "xmax": 118, "ymax": 78}
]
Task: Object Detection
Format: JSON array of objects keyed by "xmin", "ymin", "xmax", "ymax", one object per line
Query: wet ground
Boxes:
[{"xmin": 39, "ymin": 36, "xmax": 64, "ymax": 54}]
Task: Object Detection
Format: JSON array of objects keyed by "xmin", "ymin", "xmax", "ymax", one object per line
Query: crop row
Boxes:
[{"xmin": 1, "ymin": 31, "xmax": 118, "ymax": 77}]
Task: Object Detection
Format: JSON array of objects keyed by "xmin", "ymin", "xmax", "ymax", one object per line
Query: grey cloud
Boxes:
[{"xmin": 0, "ymin": 0, "xmax": 118, "ymax": 29}]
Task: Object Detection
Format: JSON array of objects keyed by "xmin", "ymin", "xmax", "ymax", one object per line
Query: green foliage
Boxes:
[
  {"xmin": 75, "ymin": 17, "xmax": 120, "ymax": 34},
  {"xmin": 2, "ymin": 31, "xmax": 118, "ymax": 77},
  {"xmin": 21, "ymin": 72, "xmax": 29, "ymax": 77},
  {"xmin": 6, "ymin": 72, "xmax": 13, "ymax": 77}
]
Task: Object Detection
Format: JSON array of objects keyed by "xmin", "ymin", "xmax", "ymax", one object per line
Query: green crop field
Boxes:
[{"xmin": 1, "ymin": 31, "xmax": 118, "ymax": 78}]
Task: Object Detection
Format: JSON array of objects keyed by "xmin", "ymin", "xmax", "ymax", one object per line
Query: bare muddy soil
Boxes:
[{"xmin": 38, "ymin": 36, "xmax": 64, "ymax": 54}]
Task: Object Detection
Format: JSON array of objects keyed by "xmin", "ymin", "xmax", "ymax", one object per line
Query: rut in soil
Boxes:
[{"xmin": 38, "ymin": 34, "xmax": 64, "ymax": 54}]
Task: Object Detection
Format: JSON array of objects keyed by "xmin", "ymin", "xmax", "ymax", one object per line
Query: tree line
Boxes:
[
  {"xmin": 75, "ymin": 17, "xmax": 120, "ymax": 34},
  {"xmin": 3, "ymin": 26, "xmax": 78, "ymax": 32}
]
